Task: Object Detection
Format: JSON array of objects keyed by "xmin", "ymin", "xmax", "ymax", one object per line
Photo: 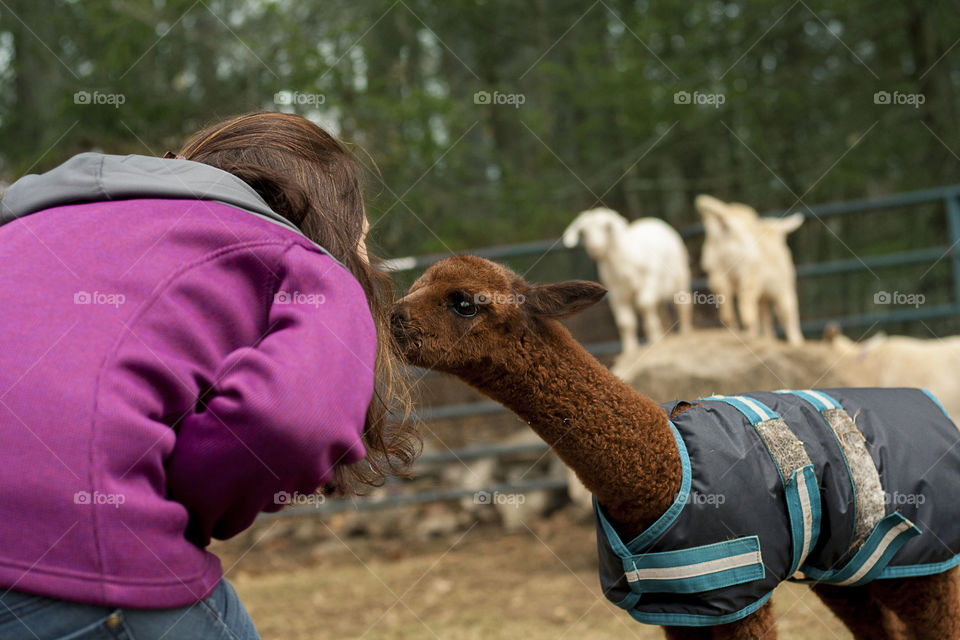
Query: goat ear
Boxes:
[
  {"xmin": 766, "ymin": 212, "xmax": 804, "ymax": 234},
  {"xmin": 525, "ymin": 281, "xmax": 607, "ymax": 319},
  {"xmin": 700, "ymin": 209, "xmax": 731, "ymax": 234},
  {"xmin": 694, "ymin": 194, "xmax": 727, "ymax": 217},
  {"xmin": 695, "ymin": 195, "xmax": 732, "ymax": 233},
  {"xmin": 561, "ymin": 220, "xmax": 583, "ymax": 248}
]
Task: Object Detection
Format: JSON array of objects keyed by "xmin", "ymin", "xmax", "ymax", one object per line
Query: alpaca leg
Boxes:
[
  {"xmin": 609, "ymin": 293, "xmax": 639, "ymax": 353},
  {"xmin": 773, "ymin": 292, "xmax": 804, "ymax": 345},
  {"xmin": 812, "ymin": 583, "xmax": 904, "ymax": 639},
  {"xmin": 870, "ymin": 568, "xmax": 960, "ymax": 639},
  {"xmin": 663, "ymin": 627, "xmax": 710, "ymax": 639},
  {"xmin": 711, "ymin": 601, "xmax": 777, "ymax": 639}
]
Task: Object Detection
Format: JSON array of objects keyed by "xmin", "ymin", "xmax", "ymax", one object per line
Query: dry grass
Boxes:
[{"xmin": 215, "ymin": 514, "xmax": 852, "ymax": 639}]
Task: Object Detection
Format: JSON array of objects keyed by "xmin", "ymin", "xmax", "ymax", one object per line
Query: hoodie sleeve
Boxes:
[{"xmin": 165, "ymin": 244, "xmax": 376, "ymax": 544}]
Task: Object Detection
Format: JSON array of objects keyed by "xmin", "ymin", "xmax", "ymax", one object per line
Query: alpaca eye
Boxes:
[{"xmin": 449, "ymin": 295, "xmax": 478, "ymax": 318}]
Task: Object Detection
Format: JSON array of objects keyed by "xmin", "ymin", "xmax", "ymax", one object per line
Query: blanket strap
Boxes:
[
  {"xmin": 776, "ymin": 389, "xmax": 921, "ymax": 585},
  {"xmin": 622, "ymin": 536, "xmax": 765, "ymax": 594},
  {"xmin": 705, "ymin": 395, "xmax": 822, "ymax": 576}
]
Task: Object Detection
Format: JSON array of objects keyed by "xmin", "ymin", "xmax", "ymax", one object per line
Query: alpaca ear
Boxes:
[{"xmin": 525, "ymin": 281, "xmax": 607, "ymax": 318}]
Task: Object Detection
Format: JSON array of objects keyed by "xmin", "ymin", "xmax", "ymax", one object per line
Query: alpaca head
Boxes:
[
  {"xmin": 562, "ymin": 208, "xmax": 627, "ymax": 260},
  {"xmin": 391, "ymin": 255, "xmax": 606, "ymax": 374}
]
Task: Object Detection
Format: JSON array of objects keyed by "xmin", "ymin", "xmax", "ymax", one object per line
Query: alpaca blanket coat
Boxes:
[{"xmin": 595, "ymin": 388, "xmax": 960, "ymax": 627}]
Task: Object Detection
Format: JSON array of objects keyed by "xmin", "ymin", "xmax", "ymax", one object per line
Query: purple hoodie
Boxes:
[{"xmin": 0, "ymin": 154, "xmax": 375, "ymax": 608}]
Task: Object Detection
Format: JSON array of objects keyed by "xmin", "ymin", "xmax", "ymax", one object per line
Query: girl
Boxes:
[{"xmin": 0, "ymin": 112, "xmax": 416, "ymax": 639}]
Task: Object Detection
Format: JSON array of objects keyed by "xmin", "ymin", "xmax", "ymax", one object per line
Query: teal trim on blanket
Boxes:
[
  {"xmin": 783, "ymin": 388, "xmax": 860, "ymax": 560},
  {"xmin": 801, "ymin": 513, "xmax": 922, "ymax": 586},
  {"xmin": 775, "ymin": 389, "xmax": 841, "ymax": 411},
  {"xmin": 921, "ymin": 388, "xmax": 952, "ymax": 419},
  {"xmin": 876, "ymin": 553, "xmax": 960, "ymax": 579},
  {"xmin": 785, "ymin": 465, "xmax": 822, "ymax": 575},
  {"xmin": 613, "ymin": 591, "xmax": 642, "ymax": 611},
  {"xmin": 703, "ymin": 394, "xmax": 792, "ymax": 486},
  {"xmin": 622, "ymin": 536, "xmax": 764, "ymax": 594},
  {"xmin": 624, "ymin": 421, "xmax": 691, "ymax": 553},
  {"xmin": 702, "ymin": 395, "xmax": 776, "ymax": 425},
  {"xmin": 595, "ymin": 421, "xmax": 692, "ymax": 557},
  {"xmin": 626, "ymin": 590, "xmax": 774, "ymax": 627},
  {"xmin": 706, "ymin": 395, "xmax": 827, "ymax": 584}
]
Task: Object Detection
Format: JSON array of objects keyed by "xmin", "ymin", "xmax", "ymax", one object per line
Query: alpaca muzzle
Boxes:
[{"xmin": 389, "ymin": 307, "xmax": 422, "ymax": 351}]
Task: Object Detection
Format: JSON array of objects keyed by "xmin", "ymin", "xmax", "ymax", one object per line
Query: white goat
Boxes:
[
  {"xmin": 696, "ymin": 195, "xmax": 805, "ymax": 344},
  {"xmin": 563, "ymin": 208, "xmax": 692, "ymax": 353}
]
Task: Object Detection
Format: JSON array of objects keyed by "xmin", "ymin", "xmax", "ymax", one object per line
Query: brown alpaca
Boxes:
[{"xmin": 391, "ymin": 255, "xmax": 960, "ymax": 640}]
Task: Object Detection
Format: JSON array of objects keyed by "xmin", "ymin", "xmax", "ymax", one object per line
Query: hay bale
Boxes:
[{"xmin": 611, "ymin": 329, "xmax": 857, "ymax": 402}]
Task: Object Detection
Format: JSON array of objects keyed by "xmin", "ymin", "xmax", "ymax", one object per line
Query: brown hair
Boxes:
[{"xmin": 177, "ymin": 112, "xmax": 418, "ymax": 492}]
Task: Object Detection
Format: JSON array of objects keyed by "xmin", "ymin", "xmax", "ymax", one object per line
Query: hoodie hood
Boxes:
[{"xmin": 0, "ymin": 152, "xmax": 303, "ymax": 236}]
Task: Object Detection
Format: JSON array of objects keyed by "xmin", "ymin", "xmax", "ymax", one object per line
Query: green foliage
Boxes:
[{"xmin": 2, "ymin": 0, "xmax": 959, "ymax": 271}]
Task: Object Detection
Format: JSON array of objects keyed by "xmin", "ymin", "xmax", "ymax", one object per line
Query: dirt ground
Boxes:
[{"xmin": 213, "ymin": 512, "xmax": 852, "ymax": 640}]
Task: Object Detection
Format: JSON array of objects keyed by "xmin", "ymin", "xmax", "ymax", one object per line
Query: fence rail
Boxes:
[
  {"xmin": 261, "ymin": 477, "xmax": 563, "ymax": 517},
  {"xmin": 264, "ymin": 185, "xmax": 960, "ymax": 518}
]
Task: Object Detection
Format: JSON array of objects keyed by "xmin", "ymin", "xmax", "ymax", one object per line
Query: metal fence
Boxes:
[{"xmin": 263, "ymin": 185, "xmax": 960, "ymax": 518}]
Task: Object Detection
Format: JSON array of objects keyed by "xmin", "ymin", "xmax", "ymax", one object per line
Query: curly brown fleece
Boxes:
[{"xmin": 392, "ymin": 255, "xmax": 960, "ymax": 640}]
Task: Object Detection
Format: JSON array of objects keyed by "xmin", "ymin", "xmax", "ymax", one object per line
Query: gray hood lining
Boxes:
[{"xmin": 0, "ymin": 152, "xmax": 306, "ymax": 238}]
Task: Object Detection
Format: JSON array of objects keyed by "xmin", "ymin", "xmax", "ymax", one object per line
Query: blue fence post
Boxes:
[{"xmin": 944, "ymin": 194, "xmax": 960, "ymax": 308}]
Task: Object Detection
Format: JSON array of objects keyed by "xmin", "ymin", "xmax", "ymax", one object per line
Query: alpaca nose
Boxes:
[{"xmin": 391, "ymin": 307, "xmax": 411, "ymax": 334}]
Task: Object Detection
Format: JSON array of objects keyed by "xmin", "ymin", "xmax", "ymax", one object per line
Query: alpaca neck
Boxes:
[{"xmin": 459, "ymin": 321, "xmax": 682, "ymax": 536}]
